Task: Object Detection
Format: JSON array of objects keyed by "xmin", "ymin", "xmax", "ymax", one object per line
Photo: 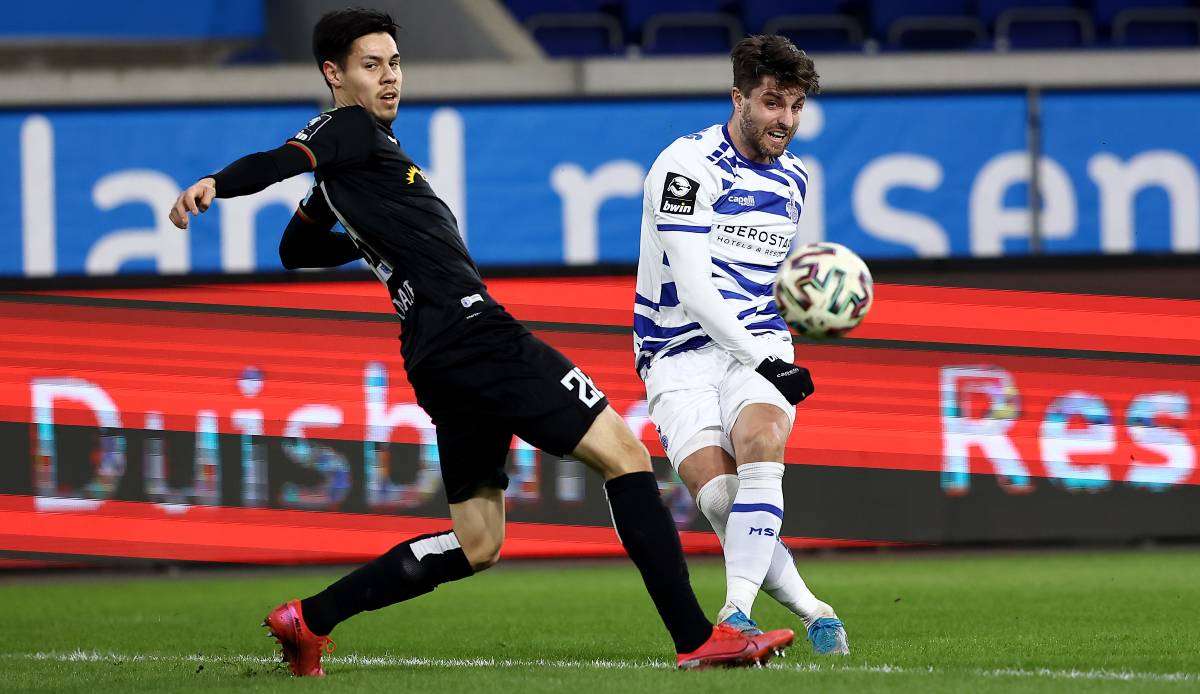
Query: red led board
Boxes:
[{"xmin": 1, "ymin": 277, "xmax": 1197, "ymax": 563}]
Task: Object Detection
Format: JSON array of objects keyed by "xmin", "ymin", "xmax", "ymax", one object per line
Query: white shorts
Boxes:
[{"xmin": 645, "ymin": 341, "xmax": 796, "ymax": 469}]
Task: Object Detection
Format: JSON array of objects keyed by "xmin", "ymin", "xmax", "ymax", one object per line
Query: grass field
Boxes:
[{"xmin": 2, "ymin": 549, "xmax": 1198, "ymax": 693}]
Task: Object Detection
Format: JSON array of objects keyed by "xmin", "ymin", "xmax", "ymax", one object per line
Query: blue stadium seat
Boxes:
[
  {"xmin": 624, "ymin": 0, "xmax": 743, "ymax": 55},
  {"xmin": 505, "ymin": 0, "xmax": 623, "ymax": 57},
  {"xmin": 742, "ymin": 0, "xmax": 866, "ymax": 52},
  {"xmin": 978, "ymin": 1, "xmax": 1096, "ymax": 49},
  {"xmin": 869, "ymin": 0, "xmax": 988, "ymax": 50},
  {"xmin": 505, "ymin": 0, "xmax": 608, "ymax": 21},
  {"xmin": 1094, "ymin": 0, "xmax": 1200, "ymax": 47}
]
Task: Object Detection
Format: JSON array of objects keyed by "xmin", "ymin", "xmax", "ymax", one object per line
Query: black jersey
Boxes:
[{"xmin": 285, "ymin": 106, "xmax": 504, "ymax": 368}]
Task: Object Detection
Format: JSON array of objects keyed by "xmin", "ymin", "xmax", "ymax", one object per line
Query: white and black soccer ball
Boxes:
[{"xmin": 774, "ymin": 242, "xmax": 873, "ymax": 339}]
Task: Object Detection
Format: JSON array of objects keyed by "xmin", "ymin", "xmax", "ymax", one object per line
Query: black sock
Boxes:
[
  {"xmin": 605, "ymin": 471, "xmax": 712, "ymax": 654},
  {"xmin": 299, "ymin": 530, "xmax": 473, "ymax": 636}
]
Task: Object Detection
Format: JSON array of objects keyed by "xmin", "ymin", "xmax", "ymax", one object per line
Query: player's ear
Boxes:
[
  {"xmin": 730, "ymin": 87, "xmax": 743, "ymax": 112},
  {"xmin": 322, "ymin": 60, "xmax": 343, "ymax": 89}
]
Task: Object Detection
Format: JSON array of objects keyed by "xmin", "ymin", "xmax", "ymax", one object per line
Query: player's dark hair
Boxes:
[
  {"xmin": 730, "ymin": 34, "xmax": 820, "ymax": 97},
  {"xmin": 312, "ymin": 7, "xmax": 400, "ymax": 88}
]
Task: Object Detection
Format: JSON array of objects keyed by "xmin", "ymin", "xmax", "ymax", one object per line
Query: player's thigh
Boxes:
[
  {"xmin": 497, "ymin": 334, "xmax": 612, "ymax": 460},
  {"xmin": 677, "ymin": 444, "xmax": 737, "ymax": 498},
  {"xmin": 644, "ymin": 348, "xmax": 726, "ymax": 469},
  {"xmin": 720, "ymin": 349, "xmax": 796, "ymax": 464},
  {"xmin": 571, "ymin": 405, "xmax": 651, "ymax": 480},
  {"xmin": 449, "ymin": 486, "xmax": 506, "ymax": 570},
  {"xmin": 435, "ymin": 416, "xmax": 514, "ymax": 509}
]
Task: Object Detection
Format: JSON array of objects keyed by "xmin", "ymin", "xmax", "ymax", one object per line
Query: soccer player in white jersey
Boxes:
[{"xmin": 634, "ymin": 35, "xmax": 849, "ymax": 655}]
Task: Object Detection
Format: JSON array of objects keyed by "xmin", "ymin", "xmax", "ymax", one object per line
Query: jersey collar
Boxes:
[{"xmin": 721, "ymin": 124, "xmax": 783, "ymax": 171}]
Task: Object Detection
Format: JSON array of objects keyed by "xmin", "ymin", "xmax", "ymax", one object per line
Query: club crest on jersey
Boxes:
[
  {"xmin": 294, "ymin": 113, "xmax": 332, "ymax": 141},
  {"xmin": 786, "ymin": 198, "xmax": 800, "ymax": 223},
  {"xmin": 660, "ymin": 172, "xmax": 699, "ymax": 215},
  {"xmin": 405, "ymin": 165, "xmax": 428, "ymax": 185}
]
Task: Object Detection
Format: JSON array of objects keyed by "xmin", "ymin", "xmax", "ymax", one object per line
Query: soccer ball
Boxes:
[{"xmin": 774, "ymin": 242, "xmax": 873, "ymax": 339}]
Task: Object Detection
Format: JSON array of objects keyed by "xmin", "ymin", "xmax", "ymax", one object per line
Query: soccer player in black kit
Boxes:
[{"xmin": 168, "ymin": 8, "xmax": 794, "ymax": 676}]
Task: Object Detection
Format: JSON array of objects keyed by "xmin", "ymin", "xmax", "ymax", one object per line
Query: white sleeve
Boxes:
[{"xmin": 648, "ymin": 145, "xmax": 774, "ymax": 368}]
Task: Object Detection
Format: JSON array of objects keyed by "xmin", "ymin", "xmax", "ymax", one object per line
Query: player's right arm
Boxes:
[
  {"xmin": 278, "ymin": 185, "xmax": 362, "ymax": 270},
  {"xmin": 169, "ymin": 106, "xmax": 376, "ymax": 230},
  {"xmin": 649, "ymin": 142, "xmax": 814, "ymax": 404}
]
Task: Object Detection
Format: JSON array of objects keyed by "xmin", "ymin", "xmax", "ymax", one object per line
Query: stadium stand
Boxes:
[
  {"xmin": 502, "ymin": 0, "xmax": 1200, "ymax": 55},
  {"xmin": 1097, "ymin": 0, "xmax": 1200, "ymax": 46},
  {"xmin": 870, "ymin": 0, "xmax": 988, "ymax": 50},
  {"xmin": 506, "ymin": 0, "xmax": 625, "ymax": 56},
  {"xmin": 625, "ymin": 0, "xmax": 744, "ymax": 55},
  {"xmin": 742, "ymin": 0, "xmax": 867, "ymax": 52},
  {"xmin": 979, "ymin": 0, "xmax": 1096, "ymax": 49}
]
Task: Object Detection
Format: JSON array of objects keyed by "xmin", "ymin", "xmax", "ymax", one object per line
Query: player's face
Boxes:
[
  {"xmin": 328, "ymin": 32, "xmax": 402, "ymax": 123},
  {"xmin": 732, "ymin": 76, "xmax": 805, "ymax": 162}
]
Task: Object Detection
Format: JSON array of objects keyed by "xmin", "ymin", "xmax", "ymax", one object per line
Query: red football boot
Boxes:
[
  {"xmin": 676, "ymin": 623, "xmax": 758, "ymax": 670},
  {"xmin": 746, "ymin": 628, "xmax": 795, "ymax": 665},
  {"xmin": 263, "ymin": 599, "xmax": 336, "ymax": 677}
]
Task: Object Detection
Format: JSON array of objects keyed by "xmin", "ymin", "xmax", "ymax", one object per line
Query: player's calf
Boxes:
[
  {"xmin": 571, "ymin": 407, "xmax": 719, "ymax": 657},
  {"xmin": 450, "ymin": 488, "xmax": 506, "ymax": 571},
  {"xmin": 292, "ymin": 528, "xmax": 475, "ymax": 643}
]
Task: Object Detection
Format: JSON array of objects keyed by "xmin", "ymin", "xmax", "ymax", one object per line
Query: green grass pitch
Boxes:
[{"xmin": 2, "ymin": 549, "xmax": 1198, "ymax": 693}]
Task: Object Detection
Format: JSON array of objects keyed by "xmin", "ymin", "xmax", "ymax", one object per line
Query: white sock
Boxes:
[
  {"xmin": 697, "ymin": 472, "xmax": 831, "ymax": 627},
  {"xmin": 718, "ymin": 462, "xmax": 785, "ymax": 620},
  {"xmin": 762, "ymin": 542, "xmax": 835, "ymax": 629},
  {"xmin": 696, "ymin": 474, "xmax": 739, "ymax": 547}
]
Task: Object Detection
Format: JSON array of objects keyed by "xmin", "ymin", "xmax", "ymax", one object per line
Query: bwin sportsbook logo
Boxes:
[
  {"xmin": 660, "ymin": 172, "xmax": 699, "ymax": 215},
  {"xmin": 667, "ymin": 176, "xmax": 692, "ymax": 198}
]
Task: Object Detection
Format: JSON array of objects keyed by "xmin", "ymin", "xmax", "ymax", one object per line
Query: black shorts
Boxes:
[{"xmin": 407, "ymin": 316, "xmax": 609, "ymax": 504}]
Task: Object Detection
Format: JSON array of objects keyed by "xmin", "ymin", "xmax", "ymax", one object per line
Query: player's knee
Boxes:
[
  {"xmin": 695, "ymin": 473, "xmax": 737, "ymax": 524},
  {"xmin": 457, "ymin": 528, "xmax": 504, "ymax": 571},
  {"xmin": 608, "ymin": 431, "xmax": 652, "ymax": 475},
  {"xmin": 732, "ymin": 418, "xmax": 789, "ymax": 462},
  {"xmin": 471, "ymin": 548, "xmax": 502, "ymax": 572},
  {"xmin": 575, "ymin": 408, "xmax": 653, "ymax": 478},
  {"xmin": 463, "ymin": 537, "xmax": 502, "ymax": 571}
]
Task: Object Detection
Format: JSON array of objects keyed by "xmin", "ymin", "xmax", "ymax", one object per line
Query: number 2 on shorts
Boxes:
[{"xmin": 560, "ymin": 367, "xmax": 604, "ymax": 408}]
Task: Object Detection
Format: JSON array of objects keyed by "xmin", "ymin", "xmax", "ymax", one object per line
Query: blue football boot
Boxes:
[
  {"xmin": 719, "ymin": 609, "xmax": 764, "ymax": 636},
  {"xmin": 807, "ymin": 617, "xmax": 850, "ymax": 655}
]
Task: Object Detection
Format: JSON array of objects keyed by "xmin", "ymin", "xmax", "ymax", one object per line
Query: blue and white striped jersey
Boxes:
[{"xmin": 634, "ymin": 124, "xmax": 809, "ymax": 378}]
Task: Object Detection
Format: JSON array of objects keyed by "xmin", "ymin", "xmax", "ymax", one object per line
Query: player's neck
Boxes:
[
  {"xmin": 331, "ymin": 94, "xmax": 389, "ymax": 127},
  {"xmin": 725, "ymin": 119, "xmax": 776, "ymax": 166}
]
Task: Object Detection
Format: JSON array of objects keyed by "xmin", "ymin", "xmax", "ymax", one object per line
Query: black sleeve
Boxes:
[
  {"xmin": 278, "ymin": 186, "xmax": 362, "ymax": 270},
  {"xmin": 285, "ymin": 105, "xmax": 375, "ymax": 173},
  {"xmin": 210, "ymin": 143, "xmax": 312, "ymax": 199}
]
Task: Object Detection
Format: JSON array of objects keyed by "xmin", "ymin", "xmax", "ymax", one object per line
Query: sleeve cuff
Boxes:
[
  {"xmin": 657, "ymin": 224, "xmax": 710, "ymax": 233},
  {"xmin": 286, "ymin": 140, "xmax": 317, "ymax": 168}
]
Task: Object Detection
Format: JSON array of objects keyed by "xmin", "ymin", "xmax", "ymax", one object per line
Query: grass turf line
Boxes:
[{"xmin": 2, "ymin": 550, "xmax": 1198, "ymax": 693}]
